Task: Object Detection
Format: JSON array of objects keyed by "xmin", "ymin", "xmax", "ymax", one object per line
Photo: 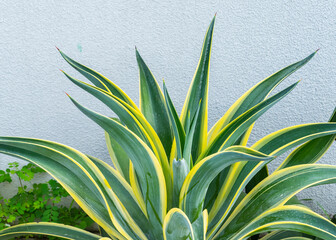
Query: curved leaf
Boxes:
[
  {"xmin": 279, "ymin": 107, "xmax": 336, "ymax": 169},
  {"xmin": 87, "ymin": 155, "xmax": 154, "ymax": 239},
  {"xmin": 280, "ymin": 238, "xmax": 312, "ymax": 240},
  {"xmin": 179, "ymin": 146, "xmax": 273, "ymax": 222},
  {"xmin": 58, "ymin": 49, "xmax": 138, "ymax": 110},
  {"xmin": 207, "ymin": 123, "xmax": 336, "ymax": 238},
  {"xmin": 216, "ymin": 164, "xmax": 336, "ymax": 239},
  {"xmin": 247, "ymin": 120, "xmax": 336, "ymax": 193},
  {"xmin": 252, "ymin": 123, "xmax": 336, "ymax": 155},
  {"xmin": 62, "ymin": 74, "xmax": 172, "ymax": 200},
  {"xmin": 0, "ymin": 222, "xmax": 104, "ymax": 240},
  {"xmin": 225, "ymin": 206, "xmax": 336, "ymax": 240},
  {"xmin": 208, "ymin": 50, "xmax": 317, "ymax": 143},
  {"xmin": 201, "ymin": 81, "xmax": 299, "ymax": 159},
  {"xmin": 0, "ymin": 137, "xmax": 131, "ymax": 240},
  {"xmin": 163, "ymin": 208, "xmax": 194, "ymax": 240},
  {"xmin": 260, "ymin": 231, "xmax": 310, "ymax": 240},
  {"xmin": 67, "ymin": 96, "xmax": 167, "ymax": 237}
]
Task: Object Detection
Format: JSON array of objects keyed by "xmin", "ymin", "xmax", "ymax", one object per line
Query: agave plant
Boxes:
[{"xmin": 1, "ymin": 15, "xmax": 336, "ymax": 240}]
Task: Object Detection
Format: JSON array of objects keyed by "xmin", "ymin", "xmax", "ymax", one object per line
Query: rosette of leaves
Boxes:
[{"xmin": 1, "ymin": 15, "xmax": 336, "ymax": 240}]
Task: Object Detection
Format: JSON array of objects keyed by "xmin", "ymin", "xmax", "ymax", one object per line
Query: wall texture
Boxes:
[{"xmin": 1, "ymin": 1, "xmax": 336, "ymax": 212}]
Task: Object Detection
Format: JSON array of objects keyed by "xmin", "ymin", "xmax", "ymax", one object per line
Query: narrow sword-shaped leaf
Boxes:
[
  {"xmin": 207, "ymin": 123, "xmax": 336, "ymax": 238},
  {"xmin": 179, "ymin": 146, "xmax": 273, "ymax": 222},
  {"xmin": 247, "ymin": 115, "xmax": 336, "ymax": 192},
  {"xmin": 226, "ymin": 206, "xmax": 336, "ymax": 240},
  {"xmin": 129, "ymin": 161, "xmax": 148, "ymax": 219},
  {"xmin": 201, "ymin": 82, "xmax": 299, "ymax": 210},
  {"xmin": 216, "ymin": 164, "xmax": 336, "ymax": 239},
  {"xmin": 208, "ymin": 50, "xmax": 317, "ymax": 143},
  {"xmin": 0, "ymin": 138, "xmax": 131, "ymax": 240},
  {"xmin": 62, "ymin": 73, "xmax": 172, "ymax": 201},
  {"xmin": 62, "ymin": 71, "xmax": 146, "ymax": 142},
  {"xmin": 278, "ymin": 107, "xmax": 336, "ymax": 169},
  {"xmin": 200, "ymin": 81, "xmax": 299, "ymax": 160},
  {"xmin": 163, "ymin": 208, "xmax": 194, "ymax": 240},
  {"xmin": 252, "ymin": 123, "xmax": 336, "ymax": 156},
  {"xmin": 183, "ymin": 104, "xmax": 201, "ymax": 168},
  {"xmin": 136, "ymin": 49, "xmax": 173, "ymax": 156},
  {"xmin": 180, "ymin": 15, "xmax": 215, "ymax": 161},
  {"xmin": 87, "ymin": 155, "xmax": 156, "ymax": 239},
  {"xmin": 0, "ymin": 222, "xmax": 104, "ymax": 240},
  {"xmin": 58, "ymin": 49, "xmax": 138, "ymax": 110},
  {"xmin": 105, "ymin": 132, "xmax": 130, "ymax": 182},
  {"xmin": 163, "ymin": 81, "xmax": 186, "ymax": 160},
  {"xmin": 67, "ymin": 96, "xmax": 167, "ymax": 237}
]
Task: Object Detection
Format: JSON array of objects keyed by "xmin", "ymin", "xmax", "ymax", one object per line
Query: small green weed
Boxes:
[{"xmin": 0, "ymin": 162, "xmax": 94, "ymax": 239}]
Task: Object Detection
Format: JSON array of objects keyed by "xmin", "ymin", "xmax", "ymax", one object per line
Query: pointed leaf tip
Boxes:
[
  {"xmin": 65, "ymin": 92, "xmax": 70, "ymax": 97},
  {"xmin": 315, "ymin": 48, "xmax": 320, "ymax": 53},
  {"xmin": 55, "ymin": 46, "xmax": 60, "ymax": 51}
]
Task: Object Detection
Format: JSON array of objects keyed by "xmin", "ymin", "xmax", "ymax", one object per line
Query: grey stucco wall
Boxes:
[{"xmin": 1, "ymin": 1, "xmax": 336, "ymax": 213}]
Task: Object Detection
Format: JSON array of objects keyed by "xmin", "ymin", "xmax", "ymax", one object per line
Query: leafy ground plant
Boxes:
[
  {"xmin": 0, "ymin": 15, "xmax": 336, "ymax": 240},
  {"xmin": 0, "ymin": 162, "xmax": 93, "ymax": 239}
]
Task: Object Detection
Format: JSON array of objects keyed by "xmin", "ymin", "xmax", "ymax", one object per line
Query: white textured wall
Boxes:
[{"xmin": 1, "ymin": 1, "xmax": 336, "ymax": 213}]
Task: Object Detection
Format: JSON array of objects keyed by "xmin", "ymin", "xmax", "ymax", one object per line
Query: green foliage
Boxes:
[
  {"xmin": 0, "ymin": 162, "xmax": 94, "ymax": 239},
  {"xmin": 0, "ymin": 15, "xmax": 336, "ymax": 240}
]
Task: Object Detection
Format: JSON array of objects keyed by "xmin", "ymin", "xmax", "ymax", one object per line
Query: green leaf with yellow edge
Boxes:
[
  {"xmin": 136, "ymin": 49, "xmax": 173, "ymax": 157},
  {"xmin": 222, "ymin": 206, "xmax": 336, "ymax": 240},
  {"xmin": 179, "ymin": 146, "xmax": 273, "ymax": 223},
  {"xmin": 247, "ymin": 110, "xmax": 336, "ymax": 192},
  {"xmin": 105, "ymin": 132, "xmax": 130, "ymax": 183},
  {"xmin": 58, "ymin": 48, "xmax": 138, "ymax": 110},
  {"xmin": 215, "ymin": 164, "xmax": 336, "ymax": 239},
  {"xmin": 163, "ymin": 81, "xmax": 185, "ymax": 160},
  {"xmin": 252, "ymin": 123, "xmax": 336, "ymax": 156},
  {"xmin": 247, "ymin": 122, "xmax": 336, "ymax": 192},
  {"xmin": 163, "ymin": 208, "xmax": 194, "ymax": 240},
  {"xmin": 208, "ymin": 50, "xmax": 317, "ymax": 144},
  {"xmin": 191, "ymin": 210, "xmax": 208, "ymax": 240},
  {"xmin": 62, "ymin": 71, "xmax": 148, "ymax": 144},
  {"xmin": 278, "ymin": 107, "xmax": 336, "ymax": 170},
  {"xmin": 183, "ymin": 103, "xmax": 201, "ymax": 169},
  {"xmin": 67, "ymin": 96, "xmax": 167, "ymax": 237},
  {"xmin": 207, "ymin": 123, "xmax": 336, "ymax": 238},
  {"xmin": 62, "ymin": 72, "xmax": 172, "ymax": 199},
  {"xmin": 200, "ymin": 81, "xmax": 299, "ymax": 160},
  {"xmin": 87, "ymin": 155, "xmax": 154, "ymax": 239},
  {"xmin": 0, "ymin": 222, "xmax": 104, "ymax": 240},
  {"xmin": 180, "ymin": 15, "xmax": 215, "ymax": 162},
  {"xmin": 0, "ymin": 137, "xmax": 129, "ymax": 240}
]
